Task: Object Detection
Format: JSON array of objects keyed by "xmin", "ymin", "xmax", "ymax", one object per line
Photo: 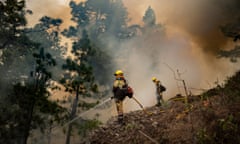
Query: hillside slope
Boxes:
[{"xmin": 81, "ymin": 71, "xmax": 240, "ymax": 144}]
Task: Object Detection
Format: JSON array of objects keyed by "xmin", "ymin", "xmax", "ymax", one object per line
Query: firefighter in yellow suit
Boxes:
[
  {"xmin": 112, "ymin": 70, "xmax": 128, "ymax": 124},
  {"xmin": 152, "ymin": 77, "xmax": 166, "ymax": 106}
]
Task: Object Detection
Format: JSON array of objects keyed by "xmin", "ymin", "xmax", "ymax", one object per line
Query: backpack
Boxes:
[
  {"xmin": 126, "ymin": 86, "xmax": 134, "ymax": 98},
  {"xmin": 160, "ymin": 84, "xmax": 166, "ymax": 92}
]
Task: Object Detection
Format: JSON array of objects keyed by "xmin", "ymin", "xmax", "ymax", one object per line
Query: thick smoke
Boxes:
[
  {"xmin": 118, "ymin": 0, "xmax": 240, "ymax": 110},
  {"xmin": 124, "ymin": 0, "xmax": 240, "ymax": 54},
  {"xmin": 26, "ymin": 0, "xmax": 240, "ymax": 112},
  {"xmin": 23, "ymin": 1, "xmax": 240, "ymax": 143},
  {"xmin": 26, "ymin": 0, "xmax": 73, "ymax": 29}
]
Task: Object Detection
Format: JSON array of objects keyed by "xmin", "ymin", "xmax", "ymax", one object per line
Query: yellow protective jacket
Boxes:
[{"xmin": 112, "ymin": 77, "xmax": 128, "ymax": 100}]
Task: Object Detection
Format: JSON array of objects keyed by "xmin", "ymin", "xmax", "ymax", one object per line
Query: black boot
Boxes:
[
  {"xmin": 156, "ymin": 102, "xmax": 161, "ymax": 107},
  {"xmin": 118, "ymin": 114, "xmax": 124, "ymax": 125}
]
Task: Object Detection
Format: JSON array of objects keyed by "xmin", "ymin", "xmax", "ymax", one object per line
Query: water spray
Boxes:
[{"xmin": 51, "ymin": 97, "xmax": 113, "ymax": 132}]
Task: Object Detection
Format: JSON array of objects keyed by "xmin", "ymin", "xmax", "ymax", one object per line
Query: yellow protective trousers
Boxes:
[{"xmin": 115, "ymin": 99, "xmax": 123, "ymax": 119}]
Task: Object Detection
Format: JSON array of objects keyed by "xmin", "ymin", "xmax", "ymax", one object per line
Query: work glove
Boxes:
[{"xmin": 128, "ymin": 94, "xmax": 133, "ymax": 98}]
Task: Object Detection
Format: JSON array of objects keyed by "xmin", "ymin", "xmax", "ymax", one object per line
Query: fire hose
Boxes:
[{"xmin": 132, "ymin": 96, "xmax": 152, "ymax": 115}]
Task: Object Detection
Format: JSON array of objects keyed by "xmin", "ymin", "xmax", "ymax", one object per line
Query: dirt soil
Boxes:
[{"xmin": 80, "ymin": 94, "xmax": 240, "ymax": 144}]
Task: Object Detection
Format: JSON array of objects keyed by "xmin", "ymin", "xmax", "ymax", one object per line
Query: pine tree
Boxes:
[
  {"xmin": 143, "ymin": 6, "xmax": 156, "ymax": 27},
  {"xmin": 219, "ymin": 19, "xmax": 240, "ymax": 62},
  {"xmin": 60, "ymin": 29, "xmax": 98, "ymax": 144},
  {"xmin": 0, "ymin": 1, "xmax": 67, "ymax": 143}
]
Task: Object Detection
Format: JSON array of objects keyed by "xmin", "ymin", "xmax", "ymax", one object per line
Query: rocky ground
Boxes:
[{"xmin": 79, "ymin": 71, "xmax": 240, "ymax": 144}]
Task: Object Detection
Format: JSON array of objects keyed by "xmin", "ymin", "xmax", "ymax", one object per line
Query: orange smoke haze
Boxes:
[
  {"xmin": 26, "ymin": 0, "xmax": 77, "ymax": 29},
  {"xmin": 122, "ymin": 0, "xmax": 238, "ymax": 54},
  {"xmin": 26, "ymin": 0, "xmax": 239, "ymax": 109},
  {"xmin": 119, "ymin": 0, "xmax": 239, "ymax": 109},
  {"xmin": 24, "ymin": 1, "xmax": 240, "ymax": 142}
]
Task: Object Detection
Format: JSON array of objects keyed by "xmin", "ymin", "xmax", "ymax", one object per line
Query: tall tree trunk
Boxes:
[
  {"xmin": 66, "ymin": 86, "xmax": 79, "ymax": 144},
  {"xmin": 20, "ymin": 78, "xmax": 40, "ymax": 144},
  {"xmin": 20, "ymin": 101, "xmax": 35, "ymax": 144}
]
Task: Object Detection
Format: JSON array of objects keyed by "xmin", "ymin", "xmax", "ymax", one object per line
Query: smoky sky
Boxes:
[
  {"xmin": 123, "ymin": 0, "xmax": 240, "ymax": 54},
  {"xmin": 13, "ymin": 1, "xmax": 240, "ymax": 143},
  {"xmin": 27, "ymin": 0, "xmax": 240, "ymax": 54},
  {"xmin": 26, "ymin": 0, "xmax": 72, "ymax": 28},
  {"xmin": 26, "ymin": 0, "xmax": 240, "ymax": 108}
]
